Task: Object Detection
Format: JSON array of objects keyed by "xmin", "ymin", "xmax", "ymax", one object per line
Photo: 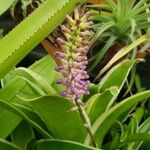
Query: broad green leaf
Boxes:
[
  {"xmin": 0, "ymin": 106, "xmax": 21, "ymax": 138},
  {"xmin": 15, "ymin": 67, "xmax": 56, "ymax": 94},
  {"xmin": 90, "ymin": 60, "xmax": 137, "ymax": 112},
  {"xmin": 0, "ymin": 0, "xmax": 85, "ymax": 79},
  {"xmin": 0, "ymin": 56, "xmax": 56, "ymax": 138},
  {"xmin": 1, "ymin": 68, "xmax": 16, "ymax": 87},
  {"xmin": 18, "ymin": 76, "xmax": 46, "ymax": 96},
  {"xmin": 2, "ymin": 55, "xmax": 56, "ymax": 86},
  {"xmin": 85, "ymin": 90, "xmax": 150, "ymax": 147},
  {"xmin": 0, "ymin": 98, "xmax": 52, "ymax": 138},
  {"xmin": 11, "ymin": 121, "xmax": 34, "ymax": 149},
  {"xmin": 86, "ymin": 87, "xmax": 118, "ymax": 124},
  {"xmin": 29, "ymin": 96, "xmax": 86, "ymax": 142},
  {"xmin": 0, "ymin": 0, "xmax": 14, "ymax": 15},
  {"xmin": 0, "ymin": 139, "xmax": 20, "ymax": 150},
  {"xmin": 98, "ymin": 59, "xmax": 136, "ymax": 93},
  {"xmin": 36, "ymin": 139, "xmax": 99, "ymax": 150},
  {"xmin": 28, "ymin": 55, "xmax": 57, "ymax": 85}
]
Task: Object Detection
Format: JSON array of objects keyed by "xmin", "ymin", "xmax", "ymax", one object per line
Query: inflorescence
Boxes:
[{"xmin": 55, "ymin": 9, "xmax": 93, "ymax": 102}]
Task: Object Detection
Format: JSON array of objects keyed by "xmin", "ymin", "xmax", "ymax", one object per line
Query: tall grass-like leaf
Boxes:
[
  {"xmin": 90, "ymin": 21, "xmax": 115, "ymax": 46},
  {"xmin": 86, "ymin": 87, "xmax": 118, "ymax": 124},
  {"xmin": 96, "ymin": 35, "xmax": 148, "ymax": 79},
  {"xmin": 89, "ymin": 35, "xmax": 117, "ymax": 71}
]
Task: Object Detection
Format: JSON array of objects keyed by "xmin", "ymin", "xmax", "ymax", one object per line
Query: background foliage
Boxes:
[{"xmin": 0, "ymin": 0, "xmax": 150, "ymax": 149}]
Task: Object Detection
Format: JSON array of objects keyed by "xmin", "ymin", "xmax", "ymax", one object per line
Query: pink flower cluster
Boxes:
[{"xmin": 55, "ymin": 9, "xmax": 93, "ymax": 101}]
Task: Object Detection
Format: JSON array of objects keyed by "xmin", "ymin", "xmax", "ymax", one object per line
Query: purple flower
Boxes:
[{"xmin": 55, "ymin": 9, "xmax": 93, "ymax": 101}]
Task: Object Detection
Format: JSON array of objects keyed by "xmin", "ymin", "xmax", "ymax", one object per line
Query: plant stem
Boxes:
[{"xmin": 75, "ymin": 99, "xmax": 97, "ymax": 148}]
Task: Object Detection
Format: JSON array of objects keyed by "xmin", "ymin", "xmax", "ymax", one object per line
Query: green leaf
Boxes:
[
  {"xmin": 120, "ymin": 123, "xmax": 128, "ymax": 142},
  {"xmin": 36, "ymin": 139, "xmax": 99, "ymax": 150},
  {"xmin": 0, "ymin": 106, "xmax": 21, "ymax": 138},
  {"xmin": 128, "ymin": 117, "xmax": 150, "ymax": 149},
  {"xmin": 134, "ymin": 107, "xmax": 145, "ymax": 123},
  {"xmin": 28, "ymin": 55, "xmax": 57, "ymax": 85},
  {"xmin": 0, "ymin": 0, "xmax": 14, "ymax": 15},
  {"xmin": 0, "ymin": 0, "xmax": 85, "ymax": 79},
  {"xmin": 15, "ymin": 67, "xmax": 56, "ymax": 94},
  {"xmin": 89, "ymin": 35, "xmax": 117, "ymax": 71},
  {"xmin": 0, "ymin": 56, "xmax": 56, "ymax": 138},
  {"xmin": 128, "ymin": 116, "xmax": 138, "ymax": 135},
  {"xmin": 108, "ymin": 133, "xmax": 120, "ymax": 150},
  {"xmin": 11, "ymin": 121, "xmax": 34, "ymax": 149},
  {"xmin": 0, "ymin": 98, "xmax": 52, "ymax": 138},
  {"xmin": 2, "ymin": 55, "xmax": 56, "ymax": 86},
  {"xmin": 25, "ymin": 138, "xmax": 36, "ymax": 150},
  {"xmin": 86, "ymin": 87, "xmax": 118, "ymax": 124},
  {"xmin": 29, "ymin": 95, "xmax": 86, "ymax": 142},
  {"xmin": 90, "ymin": 21, "xmax": 115, "ymax": 46},
  {"xmin": 98, "ymin": 59, "xmax": 136, "ymax": 93},
  {"xmin": 85, "ymin": 90, "xmax": 150, "ymax": 147},
  {"xmin": 0, "ymin": 139, "xmax": 20, "ymax": 150},
  {"xmin": 18, "ymin": 76, "xmax": 46, "ymax": 96},
  {"xmin": 96, "ymin": 36, "xmax": 148, "ymax": 78},
  {"xmin": 121, "ymin": 133, "xmax": 150, "ymax": 147}
]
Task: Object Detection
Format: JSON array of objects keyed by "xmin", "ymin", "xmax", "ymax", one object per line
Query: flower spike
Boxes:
[{"xmin": 55, "ymin": 9, "xmax": 93, "ymax": 101}]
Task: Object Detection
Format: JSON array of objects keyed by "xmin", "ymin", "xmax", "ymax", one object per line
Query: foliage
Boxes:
[
  {"xmin": 0, "ymin": 0, "xmax": 85, "ymax": 79},
  {"xmin": 88, "ymin": 0, "xmax": 150, "ymax": 71},
  {"xmin": 0, "ymin": 0, "xmax": 150, "ymax": 149}
]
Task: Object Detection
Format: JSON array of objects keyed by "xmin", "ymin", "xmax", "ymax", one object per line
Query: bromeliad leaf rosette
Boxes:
[{"xmin": 55, "ymin": 9, "xmax": 93, "ymax": 102}]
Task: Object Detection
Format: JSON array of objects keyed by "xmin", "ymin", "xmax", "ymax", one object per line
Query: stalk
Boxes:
[{"xmin": 75, "ymin": 99, "xmax": 97, "ymax": 148}]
